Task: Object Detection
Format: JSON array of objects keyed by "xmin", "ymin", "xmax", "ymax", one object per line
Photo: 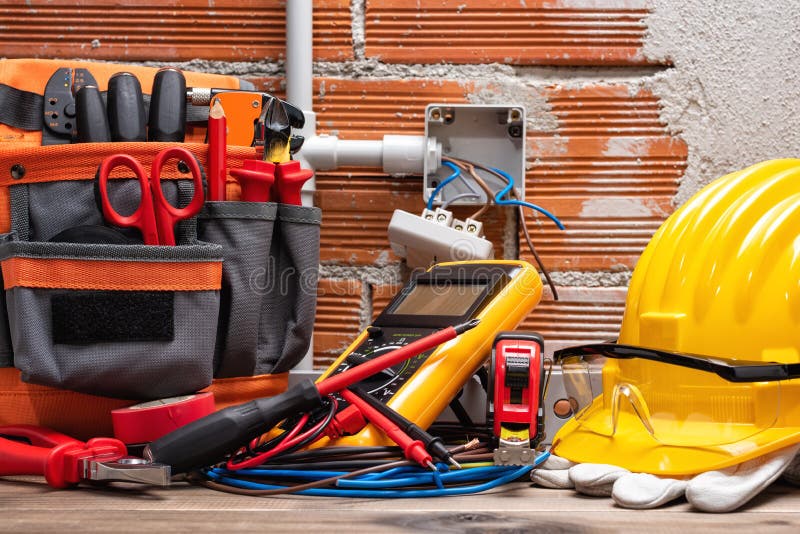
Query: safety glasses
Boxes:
[{"xmin": 554, "ymin": 343, "xmax": 800, "ymax": 447}]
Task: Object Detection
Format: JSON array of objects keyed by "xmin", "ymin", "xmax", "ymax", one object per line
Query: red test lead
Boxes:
[{"xmin": 340, "ymin": 389, "xmax": 435, "ymax": 470}]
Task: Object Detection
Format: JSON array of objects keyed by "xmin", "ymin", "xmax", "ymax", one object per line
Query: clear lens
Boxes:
[{"xmin": 560, "ymin": 356, "xmax": 780, "ymax": 446}]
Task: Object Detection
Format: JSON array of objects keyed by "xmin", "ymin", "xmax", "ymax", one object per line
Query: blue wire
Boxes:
[
  {"xmin": 336, "ymin": 465, "xmax": 506, "ymax": 489},
  {"xmin": 206, "ymin": 464, "xmax": 536, "ymax": 498},
  {"xmin": 426, "ymin": 161, "xmax": 462, "ymax": 210},
  {"xmin": 205, "ymin": 451, "xmax": 551, "ymax": 499},
  {"xmin": 490, "ymin": 166, "xmax": 566, "ymax": 230}
]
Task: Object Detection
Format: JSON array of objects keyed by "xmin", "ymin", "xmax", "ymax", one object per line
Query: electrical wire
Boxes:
[
  {"xmin": 426, "ymin": 161, "xmax": 463, "ymax": 210},
  {"xmin": 440, "ymin": 155, "xmax": 560, "ymax": 300},
  {"xmin": 490, "ymin": 166, "xmax": 565, "ymax": 230},
  {"xmin": 519, "ymin": 205, "xmax": 559, "ymax": 300},
  {"xmin": 198, "ymin": 451, "xmax": 550, "ymax": 498},
  {"xmin": 441, "ymin": 162, "xmax": 483, "ymax": 208},
  {"xmin": 227, "ymin": 396, "xmax": 338, "ymax": 470},
  {"xmin": 441, "ymin": 192, "xmax": 481, "ymax": 209},
  {"xmin": 443, "ymin": 156, "xmax": 494, "ymax": 220}
]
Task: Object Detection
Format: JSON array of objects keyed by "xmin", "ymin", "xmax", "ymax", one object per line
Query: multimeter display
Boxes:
[
  {"xmin": 316, "ymin": 260, "xmax": 543, "ymax": 447},
  {"xmin": 390, "ymin": 282, "xmax": 488, "ymax": 316}
]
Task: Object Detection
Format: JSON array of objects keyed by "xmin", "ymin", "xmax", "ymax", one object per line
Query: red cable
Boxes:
[
  {"xmin": 227, "ymin": 397, "xmax": 338, "ymax": 470},
  {"xmin": 227, "ymin": 413, "xmax": 309, "ymax": 470}
]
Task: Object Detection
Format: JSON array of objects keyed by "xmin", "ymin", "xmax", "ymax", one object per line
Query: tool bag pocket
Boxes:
[
  {"xmin": 198, "ymin": 202, "xmax": 321, "ymax": 377},
  {"xmin": 0, "ymin": 236, "xmax": 223, "ymax": 399},
  {"xmin": 197, "ymin": 201, "xmax": 277, "ymax": 377},
  {"xmin": 258, "ymin": 203, "xmax": 321, "ymax": 374}
]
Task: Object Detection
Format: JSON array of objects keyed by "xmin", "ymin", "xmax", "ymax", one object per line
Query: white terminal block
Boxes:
[{"xmin": 388, "ymin": 209, "xmax": 494, "ymax": 268}]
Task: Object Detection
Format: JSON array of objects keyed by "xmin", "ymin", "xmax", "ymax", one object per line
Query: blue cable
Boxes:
[
  {"xmin": 426, "ymin": 161, "xmax": 462, "ymax": 210},
  {"xmin": 205, "ymin": 451, "xmax": 550, "ymax": 498},
  {"xmin": 206, "ymin": 464, "xmax": 535, "ymax": 498},
  {"xmin": 490, "ymin": 166, "xmax": 566, "ymax": 230}
]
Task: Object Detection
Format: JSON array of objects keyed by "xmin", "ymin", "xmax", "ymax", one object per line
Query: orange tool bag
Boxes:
[{"xmin": 0, "ymin": 59, "xmax": 321, "ymax": 439}]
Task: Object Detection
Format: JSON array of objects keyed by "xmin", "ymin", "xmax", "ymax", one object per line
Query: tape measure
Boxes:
[
  {"xmin": 316, "ymin": 260, "xmax": 543, "ymax": 447},
  {"xmin": 487, "ymin": 332, "xmax": 545, "ymax": 465}
]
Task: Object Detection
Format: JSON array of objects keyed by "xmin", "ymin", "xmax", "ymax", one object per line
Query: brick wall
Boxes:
[{"xmin": 0, "ymin": 0, "xmax": 687, "ymax": 367}]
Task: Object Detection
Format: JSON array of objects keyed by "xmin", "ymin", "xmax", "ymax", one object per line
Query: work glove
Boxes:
[{"xmin": 531, "ymin": 443, "xmax": 800, "ymax": 512}]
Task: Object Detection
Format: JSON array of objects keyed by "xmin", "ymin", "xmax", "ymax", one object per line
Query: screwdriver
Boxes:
[
  {"xmin": 107, "ymin": 72, "xmax": 146, "ymax": 142},
  {"xmin": 348, "ymin": 386, "xmax": 461, "ymax": 469},
  {"xmin": 148, "ymin": 67, "xmax": 186, "ymax": 142},
  {"xmin": 74, "ymin": 85, "xmax": 111, "ymax": 143}
]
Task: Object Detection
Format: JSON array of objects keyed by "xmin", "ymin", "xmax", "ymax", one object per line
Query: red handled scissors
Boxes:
[{"xmin": 97, "ymin": 146, "xmax": 204, "ymax": 245}]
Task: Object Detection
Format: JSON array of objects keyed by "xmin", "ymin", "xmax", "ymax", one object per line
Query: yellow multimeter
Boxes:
[{"xmin": 315, "ymin": 260, "xmax": 543, "ymax": 447}]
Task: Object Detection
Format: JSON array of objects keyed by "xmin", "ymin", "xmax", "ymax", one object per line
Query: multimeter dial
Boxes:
[{"xmin": 331, "ymin": 327, "xmax": 436, "ymax": 405}]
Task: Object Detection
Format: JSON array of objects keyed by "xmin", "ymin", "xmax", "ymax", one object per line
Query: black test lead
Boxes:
[{"xmin": 349, "ymin": 386, "xmax": 462, "ymax": 469}]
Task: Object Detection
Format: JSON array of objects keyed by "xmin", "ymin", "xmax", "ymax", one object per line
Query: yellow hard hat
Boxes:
[{"xmin": 552, "ymin": 159, "xmax": 800, "ymax": 476}]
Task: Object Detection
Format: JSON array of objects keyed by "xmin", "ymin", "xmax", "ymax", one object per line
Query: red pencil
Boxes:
[{"xmin": 208, "ymin": 99, "xmax": 227, "ymax": 201}]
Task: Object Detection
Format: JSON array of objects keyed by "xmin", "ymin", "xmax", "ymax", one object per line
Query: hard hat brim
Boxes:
[{"xmin": 552, "ymin": 415, "xmax": 800, "ymax": 476}]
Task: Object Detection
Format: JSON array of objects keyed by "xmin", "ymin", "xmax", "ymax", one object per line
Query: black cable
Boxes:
[
  {"xmin": 448, "ymin": 397, "xmax": 475, "ymax": 427},
  {"xmin": 519, "ymin": 206, "xmax": 559, "ymax": 300},
  {"xmin": 475, "ymin": 367, "xmax": 490, "ymax": 392},
  {"xmin": 242, "ymin": 459, "xmax": 405, "ymax": 471},
  {"xmin": 270, "ymin": 446, "xmax": 401, "ymax": 463}
]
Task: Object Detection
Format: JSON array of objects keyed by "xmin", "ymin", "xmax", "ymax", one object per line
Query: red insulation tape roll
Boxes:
[{"xmin": 111, "ymin": 393, "xmax": 215, "ymax": 445}]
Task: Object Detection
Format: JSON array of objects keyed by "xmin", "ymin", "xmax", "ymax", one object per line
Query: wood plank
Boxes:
[{"xmin": 0, "ymin": 478, "xmax": 799, "ymax": 531}]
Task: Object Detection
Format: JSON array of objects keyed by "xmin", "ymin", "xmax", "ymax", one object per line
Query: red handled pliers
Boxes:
[
  {"xmin": 0, "ymin": 425, "xmax": 170, "ymax": 489},
  {"xmin": 229, "ymin": 97, "xmax": 313, "ymax": 205}
]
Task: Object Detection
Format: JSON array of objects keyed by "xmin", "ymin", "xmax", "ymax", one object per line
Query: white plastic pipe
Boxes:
[
  {"xmin": 301, "ymin": 134, "xmax": 437, "ymax": 175},
  {"xmin": 285, "ymin": 0, "xmax": 313, "ymax": 112},
  {"xmin": 286, "ymin": 0, "xmax": 316, "ymax": 371}
]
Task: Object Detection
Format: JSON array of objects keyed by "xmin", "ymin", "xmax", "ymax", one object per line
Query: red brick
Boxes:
[
  {"xmin": 519, "ymin": 286, "xmax": 628, "ymax": 357},
  {"xmin": 522, "ymin": 133, "xmax": 687, "ymax": 271},
  {"xmin": 544, "ymin": 86, "xmax": 671, "ymax": 136},
  {"xmin": 0, "ymin": 0, "xmax": 352, "ymax": 62},
  {"xmin": 314, "ymin": 278, "xmax": 363, "ymax": 368},
  {"xmin": 246, "ymin": 77, "xmax": 474, "ymax": 140},
  {"xmin": 365, "ymin": 0, "xmax": 656, "ymax": 66}
]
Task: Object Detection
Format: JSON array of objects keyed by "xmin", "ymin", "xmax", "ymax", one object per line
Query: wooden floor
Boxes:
[{"xmin": 1, "ymin": 476, "xmax": 799, "ymax": 532}]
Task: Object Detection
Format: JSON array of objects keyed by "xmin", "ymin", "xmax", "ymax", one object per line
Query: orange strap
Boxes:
[
  {"xmin": 0, "ymin": 58, "xmax": 246, "ymax": 146},
  {"xmin": 0, "ymin": 142, "xmax": 257, "ymax": 187},
  {"xmin": 2, "ymin": 257, "xmax": 222, "ymax": 291}
]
